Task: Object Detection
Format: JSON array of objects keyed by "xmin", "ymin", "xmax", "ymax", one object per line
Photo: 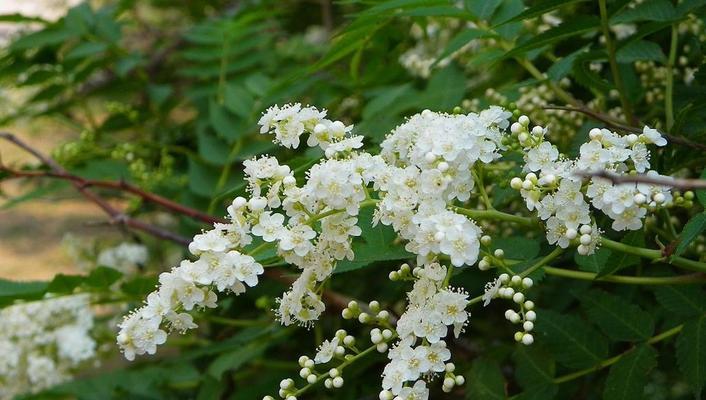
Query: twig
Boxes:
[
  {"xmin": 575, "ymin": 169, "xmax": 706, "ymax": 190},
  {"xmin": 544, "ymin": 105, "xmax": 706, "ymax": 151},
  {"xmin": 0, "ymin": 166, "xmax": 225, "ymax": 225},
  {"xmin": 0, "ymin": 132, "xmax": 191, "ymax": 245}
]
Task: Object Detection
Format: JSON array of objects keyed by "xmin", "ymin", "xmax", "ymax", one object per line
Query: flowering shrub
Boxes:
[{"xmin": 1, "ymin": 1, "xmax": 706, "ymax": 400}]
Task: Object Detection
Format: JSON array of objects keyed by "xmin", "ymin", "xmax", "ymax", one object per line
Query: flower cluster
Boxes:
[
  {"xmin": 380, "ymin": 262, "xmax": 469, "ymax": 399},
  {"xmin": 0, "ymin": 295, "xmax": 96, "ymax": 399},
  {"xmin": 482, "ymin": 273, "xmax": 537, "ymax": 345},
  {"xmin": 377, "ymin": 107, "xmax": 510, "ymax": 267},
  {"xmin": 510, "ymin": 116, "xmax": 672, "ymax": 255},
  {"xmin": 97, "ymin": 242, "xmax": 149, "ymax": 275},
  {"xmin": 117, "ymin": 208, "xmax": 265, "ymax": 359}
]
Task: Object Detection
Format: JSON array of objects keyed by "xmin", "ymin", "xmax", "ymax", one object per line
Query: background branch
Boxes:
[{"xmin": 575, "ymin": 169, "xmax": 706, "ymax": 190}]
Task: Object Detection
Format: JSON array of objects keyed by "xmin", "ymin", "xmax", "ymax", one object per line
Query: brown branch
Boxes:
[
  {"xmin": 544, "ymin": 105, "xmax": 706, "ymax": 152},
  {"xmin": 575, "ymin": 169, "xmax": 706, "ymax": 190},
  {"xmin": 0, "ymin": 167, "xmax": 225, "ymax": 225},
  {"xmin": 0, "ymin": 132, "xmax": 191, "ymax": 245}
]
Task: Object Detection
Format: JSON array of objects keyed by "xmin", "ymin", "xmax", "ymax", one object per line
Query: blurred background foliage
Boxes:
[{"xmin": 1, "ymin": 0, "xmax": 706, "ymax": 399}]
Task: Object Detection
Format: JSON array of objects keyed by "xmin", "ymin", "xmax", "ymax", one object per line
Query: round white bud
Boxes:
[
  {"xmin": 511, "ymin": 122, "xmax": 522, "ymax": 133},
  {"xmin": 299, "ymin": 368, "xmax": 310, "ymax": 378},
  {"xmin": 343, "ymin": 335, "xmax": 355, "ymax": 346},
  {"xmin": 521, "ymin": 179, "xmax": 533, "ymax": 190},
  {"xmin": 589, "ymin": 128, "xmax": 602, "ymax": 140},
  {"xmin": 306, "ymin": 375, "xmax": 316, "ymax": 384},
  {"xmin": 526, "ymin": 310, "xmax": 537, "ymax": 321},
  {"xmin": 379, "ymin": 391, "xmax": 393, "ymax": 400},
  {"xmin": 654, "ymin": 192, "xmax": 666, "ymax": 204},
  {"xmin": 505, "ymin": 309, "xmax": 515, "ymax": 320},
  {"xmin": 626, "ymin": 134, "xmax": 638, "ymax": 145},
  {"xmin": 232, "ymin": 196, "xmax": 247, "ymax": 209},
  {"xmin": 335, "ymin": 346, "xmax": 345, "ymax": 356},
  {"xmin": 518, "ymin": 132, "xmax": 529, "ymax": 143},
  {"xmin": 634, "ymin": 193, "xmax": 647, "ymax": 205},
  {"xmin": 331, "ymin": 120, "xmax": 345, "ymax": 131},
  {"xmin": 524, "ymin": 300, "xmax": 535, "ymax": 310},
  {"xmin": 580, "ymin": 225, "xmax": 592, "ymax": 235},
  {"xmin": 511, "ymin": 275, "xmax": 522, "ymax": 285},
  {"xmin": 478, "ymin": 259, "xmax": 491, "ymax": 270},
  {"xmin": 565, "ymin": 228, "xmax": 578, "ymax": 240},
  {"xmin": 518, "ymin": 115, "xmax": 530, "ymax": 126},
  {"xmin": 382, "ymin": 329, "xmax": 393, "ymax": 340},
  {"xmin": 424, "ymin": 152, "xmax": 436, "ymax": 163},
  {"xmin": 358, "ymin": 313, "xmax": 370, "ymax": 324},
  {"xmin": 514, "ymin": 331, "xmax": 524, "ymax": 341},
  {"xmin": 376, "ymin": 343, "xmax": 388, "ymax": 353},
  {"xmin": 494, "ymin": 249, "xmax": 505, "ymax": 258},
  {"xmin": 510, "ymin": 313, "xmax": 521, "ymax": 324},
  {"xmin": 577, "ymin": 244, "xmax": 590, "ymax": 255},
  {"xmin": 499, "ymin": 273, "xmax": 510, "ymax": 283},
  {"xmin": 377, "ymin": 310, "xmax": 390, "ymax": 320},
  {"xmin": 445, "ymin": 362, "xmax": 456, "ymax": 372},
  {"xmin": 580, "ymin": 234, "xmax": 592, "ymax": 245},
  {"xmin": 437, "ymin": 161, "xmax": 449, "ymax": 172},
  {"xmin": 522, "ymin": 333, "xmax": 534, "ymax": 345},
  {"xmin": 332, "ymin": 377, "xmax": 344, "ymax": 388},
  {"xmin": 314, "ymin": 123, "xmax": 327, "ymax": 134},
  {"xmin": 324, "ymin": 378, "xmax": 332, "ymax": 389},
  {"xmin": 523, "ymin": 321, "xmax": 534, "ymax": 331},
  {"xmin": 481, "ymin": 235, "xmax": 492, "ymax": 245},
  {"xmin": 531, "ymin": 126, "xmax": 544, "ymax": 136},
  {"xmin": 513, "ymin": 292, "xmax": 525, "ymax": 304},
  {"xmin": 522, "ymin": 277, "xmax": 533, "ymax": 289},
  {"xmin": 248, "ymin": 197, "xmax": 267, "ymax": 210},
  {"xmin": 455, "ymin": 375, "xmax": 465, "ymax": 385},
  {"xmin": 510, "ymin": 177, "xmax": 523, "ymax": 190}
]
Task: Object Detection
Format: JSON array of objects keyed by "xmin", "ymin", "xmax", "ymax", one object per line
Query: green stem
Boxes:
[
  {"xmin": 306, "ymin": 199, "xmax": 379, "ymax": 224},
  {"xmin": 544, "ymin": 267, "xmax": 706, "ymax": 285},
  {"xmin": 472, "ymin": 166, "xmax": 494, "ymax": 210},
  {"xmin": 208, "ymin": 139, "xmax": 243, "ymax": 214},
  {"xmin": 452, "ymin": 207, "xmax": 536, "ymax": 227},
  {"xmin": 520, "ymin": 247, "xmax": 564, "ymax": 277},
  {"xmin": 292, "ymin": 335, "xmax": 395, "ymax": 397},
  {"xmin": 665, "ymin": 24, "xmax": 678, "ymax": 131},
  {"xmin": 599, "ymin": 0, "xmax": 633, "ymax": 123},
  {"xmin": 601, "ymin": 237, "xmax": 706, "ymax": 273},
  {"xmin": 553, "ymin": 324, "xmax": 683, "ymax": 384}
]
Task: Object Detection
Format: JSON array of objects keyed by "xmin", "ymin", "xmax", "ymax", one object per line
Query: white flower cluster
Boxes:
[
  {"xmin": 511, "ymin": 116, "xmax": 672, "ymax": 255},
  {"xmin": 97, "ymin": 242, "xmax": 148, "ymax": 275},
  {"xmin": 0, "ymin": 294, "xmax": 96, "ymax": 399},
  {"xmin": 379, "ymin": 262, "xmax": 469, "ymax": 399},
  {"xmin": 117, "ymin": 208, "xmax": 265, "ymax": 360},
  {"xmin": 378, "ymin": 107, "xmax": 511, "ymax": 267},
  {"xmin": 118, "ymin": 103, "xmax": 511, "ymax": 361},
  {"xmin": 482, "ymin": 273, "xmax": 537, "ymax": 345}
]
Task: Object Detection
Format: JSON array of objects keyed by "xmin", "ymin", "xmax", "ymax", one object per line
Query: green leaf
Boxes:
[
  {"xmin": 547, "ymin": 48, "xmax": 585, "ymax": 81},
  {"xmin": 10, "ymin": 27, "xmax": 75, "ymax": 51},
  {"xmin": 674, "ymin": 212, "xmax": 706, "ymax": 257},
  {"xmin": 492, "ymin": 237, "xmax": 540, "ymax": 261},
  {"xmin": 121, "ymin": 276, "xmax": 158, "ymax": 297},
  {"xmin": 465, "ymin": 0, "xmax": 503, "ymax": 20},
  {"xmin": 495, "ymin": 0, "xmax": 589, "ymax": 26},
  {"xmin": 603, "ymin": 345, "xmax": 658, "ymax": 400},
  {"xmin": 574, "ymin": 248, "xmax": 612, "ymax": 273},
  {"xmin": 503, "ymin": 16, "xmax": 599, "ymax": 59},
  {"xmin": 420, "ymin": 64, "xmax": 467, "ymax": 110},
  {"xmin": 579, "ymin": 290, "xmax": 654, "ymax": 341},
  {"xmin": 612, "ymin": 0, "xmax": 677, "ymax": 23},
  {"xmin": 654, "ymin": 285, "xmax": 706, "ymax": 317},
  {"xmin": 65, "ymin": 42, "xmax": 109, "ymax": 60},
  {"xmin": 514, "ymin": 345, "xmax": 556, "ymax": 388},
  {"xmin": 536, "ymin": 310, "xmax": 609, "ymax": 369},
  {"xmin": 207, "ymin": 341, "xmax": 269, "ymax": 379},
  {"xmin": 435, "ymin": 28, "xmax": 493, "ymax": 65},
  {"xmin": 598, "ymin": 231, "xmax": 644, "ymax": 277},
  {"xmin": 0, "ymin": 279, "xmax": 48, "ymax": 306},
  {"xmin": 223, "ymin": 83, "xmax": 255, "ymax": 118},
  {"xmin": 209, "ymin": 99, "xmax": 242, "ymax": 142},
  {"xmin": 466, "ymin": 358, "xmax": 506, "ymax": 399},
  {"xmin": 697, "ymin": 168, "xmax": 706, "ymax": 207},
  {"xmin": 46, "ymin": 274, "xmax": 84, "ymax": 294},
  {"xmin": 86, "ymin": 266, "xmax": 123, "ymax": 288},
  {"xmin": 616, "ymin": 40, "xmax": 666, "ymax": 63},
  {"xmin": 676, "ymin": 316, "xmax": 706, "ymax": 397},
  {"xmin": 0, "ymin": 13, "xmax": 49, "ymax": 24},
  {"xmin": 335, "ymin": 208, "xmax": 412, "ymax": 273}
]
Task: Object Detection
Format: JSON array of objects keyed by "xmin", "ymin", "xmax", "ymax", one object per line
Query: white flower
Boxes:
[
  {"xmin": 251, "ymin": 212, "xmax": 286, "ymax": 242},
  {"xmin": 314, "ymin": 337, "xmax": 340, "ymax": 364},
  {"xmin": 482, "ymin": 278, "xmax": 501, "ymax": 306},
  {"xmin": 525, "ymin": 142, "xmax": 559, "ymax": 172},
  {"xmin": 641, "ymin": 126, "xmax": 667, "ymax": 146}
]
